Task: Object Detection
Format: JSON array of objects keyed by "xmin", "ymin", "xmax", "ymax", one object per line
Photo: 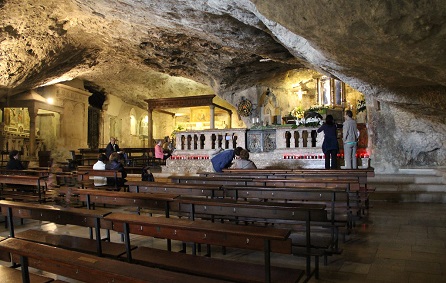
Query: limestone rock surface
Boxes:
[{"xmin": 1, "ymin": 0, "xmax": 446, "ymax": 171}]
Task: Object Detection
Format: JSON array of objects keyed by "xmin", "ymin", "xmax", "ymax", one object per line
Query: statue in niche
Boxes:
[{"xmin": 259, "ymin": 88, "xmax": 279, "ymax": 125}]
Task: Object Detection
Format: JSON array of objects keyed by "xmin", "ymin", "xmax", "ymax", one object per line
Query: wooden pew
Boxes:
[
  {"xmin": 0, "ymin": 175, "xmax": 49, "ymax": 203},
  {"xmin": 0, "ymin": 265, "xmax": 54, "ymax": 283},
  {"xmin": 76, "ymin": 168, "xmax": 126, "ymax": 191},
  {"xmin": 75, "ymin": 188, "xmax": 179, "ymax": 216},
  {"xmin": 105, "ymin": 212, "xmax": 298, "ymax": 283},
  {"xmin": 74, "ymin": 188, "xmax": 180, "ymax": 249},
  {"xmin": 169, "ymin": 175, "xmax": 362, "ymax": 212},
  {"xmin": 223, "ymin": 185, "xmax": 353, "ymax": 225},
  {"xmin": 0, "ymin": 236, "xmax": 55, "ymax": 283},
  {"xmin": 169, "ymin": 175, "xmax": 360, "ymax": 191},
  {"xmin": 170, "ymin": 175, "xmax": 253, "ymax": 186},
  {"xmin": 126, "ymin": 245, "xmax": 303, "ymax": 283},
  {"xmin": 222, "ymin": 186, "xmax": 350, "ymax": 252},
  {"xmin": 0, "ymin": 200, "xmax": 127, "ymax": 258},
  {"xmin": 219, "ymin": 168, "xmax": 373, "ymax": 193},
  {"xmin": 174, "ymin": 196, "xmax": 330, "ymax": 277},
  {"xmin": 222, "ymin": 168, "xmax": 375, "ymax": 177},
  {"xmin": 126, "ymin": 180, "xmax": 223, "ymax": 198},
  {"xmin": 0, "ymin": 237, "xmax": 230, "ymax": 283},
  {"xmin": 0, "ymin": 169, "xmax": 50, "ymax": 177},
  {"xmin": 221, "ymin": 168, "xmax": 375, "ymax": 210}
]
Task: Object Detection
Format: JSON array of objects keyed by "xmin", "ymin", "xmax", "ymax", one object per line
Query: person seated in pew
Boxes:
[
  {"xmin": 105, "ymin": 152, "xmax": 127, "ymax": 187},
  {"xmin": 141, "ymin": 166, "xmax": 155, "ymax": 181},
  {"xmin": 162, "ymin": 136, "xmax": 174, "ymax": 157},
  {"xmin": 230, "ymin": 149, "xmax": 257, "ymax": 169},
  {"xmin": 92, "ymin": 153, "xmax": 108, "ymax": 187},
  {"xmin": 6, "ymin": 150, "xmax": 25, "ymax": 170},
  {"xmin": 211, "ymin": 146, "xmax": 243, "ymax": 172},
  {"xmin": 155, "ymin": 140, "xmax": 170, "ymax": 160}
]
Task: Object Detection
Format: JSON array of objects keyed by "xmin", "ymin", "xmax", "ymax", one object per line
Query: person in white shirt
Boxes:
[
  {"xmin": 92, "ymin": 154, "xmax": 108, "ymax": 186},
  {"xmin": 343, "ymin": 110, "xmax": 359, "ymax": 169}
]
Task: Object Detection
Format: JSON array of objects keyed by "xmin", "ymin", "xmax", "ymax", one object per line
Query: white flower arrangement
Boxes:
[{"xmin": 292, "ymin": 117, "xmax": 323, "ymax": 128}]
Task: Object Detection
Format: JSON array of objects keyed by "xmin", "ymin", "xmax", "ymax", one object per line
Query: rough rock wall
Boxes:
[
  {"xmin": 367, "ymin": 87, "xmax": 446, "ymax": 172},
  {"xmin": 2, "ymin": 0, "xmax": 446, "ymax": 172}
]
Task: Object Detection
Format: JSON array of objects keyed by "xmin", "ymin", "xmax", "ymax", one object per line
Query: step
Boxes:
[{"xmin": 371, "ymin": 191, "xmax": 446, "ymax": 203}]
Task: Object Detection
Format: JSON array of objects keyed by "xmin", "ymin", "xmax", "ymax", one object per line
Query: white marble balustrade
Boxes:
[
  {"xmin": 174, "ymin": 126, "xmax": 323, "ymax": 154},
  {"xmin": 274, "ymin": 126, "xmax": 324, "ymax": 149},
  {"xmin": 175, "ymin": 128, "xmax": 247, "ymax": 152}
]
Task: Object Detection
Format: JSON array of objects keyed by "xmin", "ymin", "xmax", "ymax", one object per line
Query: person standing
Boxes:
[
  {"xmin": 6, "ymin": 150, "xmax": 25, "ymax": 170},
  {"xmin": 106, "ymin": 137, "xmax": 129, "ymax": 164},
  {"xmin": 317, "ymin": 115, "xmax": 339, "ymax": 169},
  {"xmin": 105, "ymin": 137, "xmax": 120, "ymax": 158},
  {"xmin": 343, "ymin": 110, "xmax": 359, "ymax": 169}
]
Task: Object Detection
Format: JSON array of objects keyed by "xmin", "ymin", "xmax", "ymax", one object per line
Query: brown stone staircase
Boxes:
[{"xmin": 369, "ymin": 168, "xmax": 446, "ymax": 203}]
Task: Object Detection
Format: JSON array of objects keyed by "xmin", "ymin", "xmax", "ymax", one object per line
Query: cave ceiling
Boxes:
[{"xmin": 1, "ymin": 0, "xmax": 445, "ymax": 110}]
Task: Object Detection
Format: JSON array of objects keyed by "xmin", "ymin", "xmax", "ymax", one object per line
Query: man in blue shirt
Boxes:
[{"xmin": 211, "ymin": 147, "xmax": 243, "ymax": 172}]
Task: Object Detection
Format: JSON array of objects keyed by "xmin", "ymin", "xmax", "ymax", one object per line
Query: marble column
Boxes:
[{"xmin": 209, "ymin": 105, "xmax": 215, "ymax": 129}]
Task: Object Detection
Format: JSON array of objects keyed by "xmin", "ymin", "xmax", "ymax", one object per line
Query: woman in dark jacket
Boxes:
[
  {"xmin": 317, "ymin": 115, "xmax": 339, "ymax": 169},
  {"xmin": 6, "ymin": 150, "xmax": 25, "ymax": 170},
  {"xmin": 105, "ymin": 152, "xmax": 127, "ymax": 187}
]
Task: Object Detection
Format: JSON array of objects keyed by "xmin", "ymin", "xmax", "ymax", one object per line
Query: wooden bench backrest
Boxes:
[
  {"xmin": 2, "ymin": 238, "xmax": 227, "ymax": 283},
  {"xmin": 170, "ymin": 176, "xmax": 252, "ymax": 186},
  {"xmin": 248, "ymin": 178, "xmax": 359, "ymax": 190},
  {"xmin": 223, "ymin": 185, "xmax": 349, "ymax": 202},
  {"xmin": 74, "ymin": 188, "xmax": 178, "ymax": 209},
  {"xmin": 223, "ymin": 168, "xmax": 375, "ymax": 177},
  {"xmin": 0, "ymin": 200, "xmax": 111, "ymax": 229},
  {"xmin": 106, "ymin": 212, "xmax": 292, "ymax": 254},
  {"xmin": 170, "ymin": 175, "xmax": 360, "ymax": 191},
  {"xmin": 0, "ymin": 169, "xmax": 49, "ymax": 177},
  {"xmin": 0, "ymin": 175, "xmax": 47, "ymax": 186},
  {"xmin": 174, "ymin": 197, "xmax": 328, "ymax": 223},
  {"xmin": 126, "ymin": 181, "xmax": 223, "ymax": 197},
  {"xmin": 77, "ymin": 169, "xmax": 123, "ymax": 179}
]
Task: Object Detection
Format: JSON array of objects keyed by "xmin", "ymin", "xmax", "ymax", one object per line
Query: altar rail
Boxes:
[{"xmin": 174, "ymin": 126, "xmax": 325, "ymax": 154}]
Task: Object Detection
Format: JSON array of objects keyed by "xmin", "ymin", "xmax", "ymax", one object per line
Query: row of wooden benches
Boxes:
[
  {"xmin": 0, "ymin": 168, "xmax": 372, "ymax": 282},
  {"xmin": 0, "ymin": 199, "xmax": 310, "ymax": 283},
  {"xmin": 62, "ymin": 183, "xmax": 347, "ymax": 274}
]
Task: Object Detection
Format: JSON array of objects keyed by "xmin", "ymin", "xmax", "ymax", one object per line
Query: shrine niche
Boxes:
[
  {"xmin": 259, "ymin": 89, "xmax": 280, "ymax": 125},
  {"xmin": 191, "ymin": 108, "xmax": 209, "ymax": 122},
  {"xmin": 145, "ymin": 95, "xmax": 233, "ymax": 146},
  {"xmin": 3, "ymin": 108, "xmax": 30, "ymax": 136}
]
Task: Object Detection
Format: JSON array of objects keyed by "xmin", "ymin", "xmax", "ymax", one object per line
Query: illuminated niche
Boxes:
[{"xmin": 317, "ymin": 76, "xmax": 345, "ymax": 107}]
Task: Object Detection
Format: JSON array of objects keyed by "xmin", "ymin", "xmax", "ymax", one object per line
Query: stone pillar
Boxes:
[
  {"xmin": 0, "ymin": 107, "xmax": 4, "ymax": 150},
  {"xmin": 228, "ymin": 113, "xmax": 232, "ymax": 129},
  {"xmin": 209, "ymin": 105, "xmax": 215, "ymax": 129},
  {"xmin": 147, "ymin": 109, "xmax": 153, "ymax": 147},
  {"xmin": 29, "ymin": 107, "xmax": 38, "ymax": 160}
]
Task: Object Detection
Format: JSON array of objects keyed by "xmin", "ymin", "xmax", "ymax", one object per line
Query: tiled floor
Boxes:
[{"xmin": 1, "ymin": 201, "xmax": 445, "ymax": 283}]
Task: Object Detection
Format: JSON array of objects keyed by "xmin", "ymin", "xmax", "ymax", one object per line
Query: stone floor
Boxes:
[{"xmin": 1, "ymin": 201, "xmax": 445, "ymax": 283}]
